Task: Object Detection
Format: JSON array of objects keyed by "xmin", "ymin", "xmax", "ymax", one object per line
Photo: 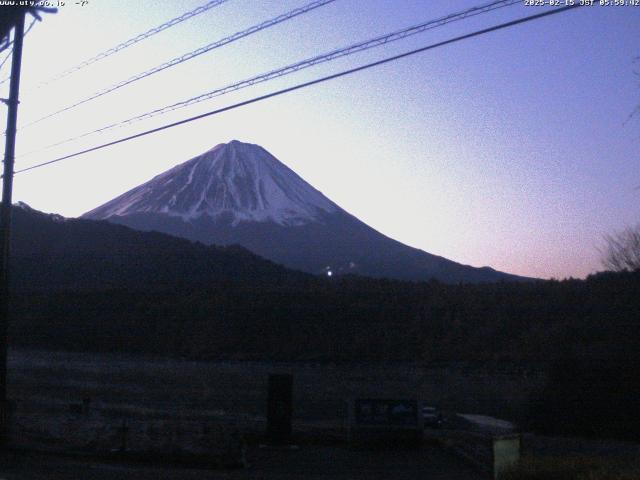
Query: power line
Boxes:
[
  {"xmin": 0, "ymin": 0, "xmax": 232, "ymax": 89},
  {"xmin": 0, "ymin": 6, "xmax": 56, "ymax": 85},
  {"xmin": 0, "ymin": 28, "xmax": 14, "ymax": 55},
  {"xmin": 0, "ymin": 18, "xmax": 37, "ymax": 75},
  {"xmin": 18, "ymin": 0, "xmax": 336, "ymax": 131},
  {"xmin": 0, "ymin": 39, "xmax": 11, "ymax": 56},
  {"xmin": 21, "ymin": 0, "xmax": 519, "ymax": 156},
  {"xmin": 23, "ymin": 17, "xmax": 37, "ymax": 37},
  {"xmin": 113, "ymin": 0, "xmax": 520, "ymax": 128},
  {"xmin": 0, "ymin": 50, "xmax": 12, "ymax": 75},
  {"xmin": 14, "ymin": 4, "xmax": 582, "ymax": 176}
]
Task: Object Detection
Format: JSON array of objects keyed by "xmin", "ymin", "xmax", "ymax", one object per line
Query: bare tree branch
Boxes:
[{"xmin": 602, "ymin": 225, "xmax": 640, "ymax": 272}]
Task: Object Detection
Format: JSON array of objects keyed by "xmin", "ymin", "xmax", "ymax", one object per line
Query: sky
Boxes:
[{"xmin": 1, "ymin": 0, "xmax": 639, "ymax": 280}]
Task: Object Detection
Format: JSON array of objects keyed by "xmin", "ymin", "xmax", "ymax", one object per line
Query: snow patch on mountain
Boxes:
[{"xmin": 84, "ymin": 140, "xmax": 340, "ymax": 226}]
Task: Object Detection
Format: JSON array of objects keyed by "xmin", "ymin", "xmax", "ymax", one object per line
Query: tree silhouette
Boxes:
[{"xmin": 602, "ymin": 225, "xmax": 640, "ymax": 272}]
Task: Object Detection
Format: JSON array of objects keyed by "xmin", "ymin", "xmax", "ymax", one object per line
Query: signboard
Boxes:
[
  {"xmin": 354, "ymin": 399, "xmax": 420, "ymax": 428},
  {"xmin": 349, "ymin": 399, "xmax": 423, "ymax": 446}
]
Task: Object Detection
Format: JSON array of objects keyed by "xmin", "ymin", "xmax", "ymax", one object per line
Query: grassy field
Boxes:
[
  {"xmin": 503, "ymin": 455, "xmax": 640, "ymax": 480},
  {"xmin": 6, "ymin": 349, "xmax": 640, "ymax": 479},
  {"xmin": 7, "ymin": 349, "xmax": 545, "ymax": 427}
]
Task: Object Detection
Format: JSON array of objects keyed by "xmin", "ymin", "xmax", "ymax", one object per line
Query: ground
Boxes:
[
  {"xmin": 4, "ymin": 349, "xmax": 524, "ymax": 479},
  {"xmin": 0, "ymin": 444, "xmax": 483, "ymax": 480}
]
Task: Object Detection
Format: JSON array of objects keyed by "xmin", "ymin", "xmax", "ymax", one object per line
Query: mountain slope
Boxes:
[
  {"xmin": 85, "ymin": 140, "xmax": 339, "ymax": 226},
  {"xmin": 84, "ymin": 140, "xmax": 527, "ymax": 283},
  {"xmin": 10, "ymin": 202, "xmax": 309, "ymax": 292}
]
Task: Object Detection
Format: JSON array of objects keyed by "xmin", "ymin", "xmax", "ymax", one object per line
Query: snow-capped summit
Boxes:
[
  {"xmin": 85, "ymin": 140, "xmax": 339, "ymax": 226},
  {"xmin": 84, "ymin": 140, "xmax": 528, "ymax": 283}
]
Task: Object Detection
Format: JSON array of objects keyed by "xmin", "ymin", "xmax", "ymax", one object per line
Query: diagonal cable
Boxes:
[
  {"xmin": 117, "ymin": 0, "xmax": 520, "ymax": 128},
  {"xmin": 12, "ymin": 4, "xmax": 583, "ymax": 176},
  {"xmin": 0, "ymin": 49, "xmax": 12, "ymax": 74},
  {"xmin": 0, "ymin": 18, "xmax": 37, "ymax": 76},
  {"xmin": 0, "ymin": 0, "xmax": 231, "ymax": 88},
  {"xmin": 23, "ymin": 0, "xmax": 518, "ymax": 154},
  {"xmin": 19, "ymin": 0, "xmax": 335, "ymax": 131}
]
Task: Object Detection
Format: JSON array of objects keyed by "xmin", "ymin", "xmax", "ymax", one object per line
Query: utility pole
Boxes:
[{"xmin": 0, "ymin": 10, "xmax": 25, "ymax": 446}]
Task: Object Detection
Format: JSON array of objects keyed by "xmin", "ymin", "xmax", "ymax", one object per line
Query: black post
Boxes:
[
  {"xmin": 0, "ymin": 11, "xmax": 25, "ymax": 445},
  {"xmin": 266, "ymin": 374, "xmax": 293, "ymax": 445}
]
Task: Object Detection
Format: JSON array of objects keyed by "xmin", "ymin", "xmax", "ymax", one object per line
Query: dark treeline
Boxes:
[{"xmin": 10, "ymin": 270, "xmax": 639, "ymax": 365}]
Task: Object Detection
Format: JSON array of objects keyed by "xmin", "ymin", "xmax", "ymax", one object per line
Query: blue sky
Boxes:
[{"xmin": 2, "ymin": 0, "xmax": 639, "ymax": 279}]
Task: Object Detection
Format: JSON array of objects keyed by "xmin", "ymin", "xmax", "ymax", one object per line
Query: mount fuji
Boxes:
[{"xmin": 83, "ymin": 140, "xmax": 525, "ymax": 283}]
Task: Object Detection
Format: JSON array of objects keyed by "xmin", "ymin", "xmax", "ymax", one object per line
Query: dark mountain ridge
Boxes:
[{"xmin": 9, "ymin": 202, "xmax": 310, "ymax": 292}]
